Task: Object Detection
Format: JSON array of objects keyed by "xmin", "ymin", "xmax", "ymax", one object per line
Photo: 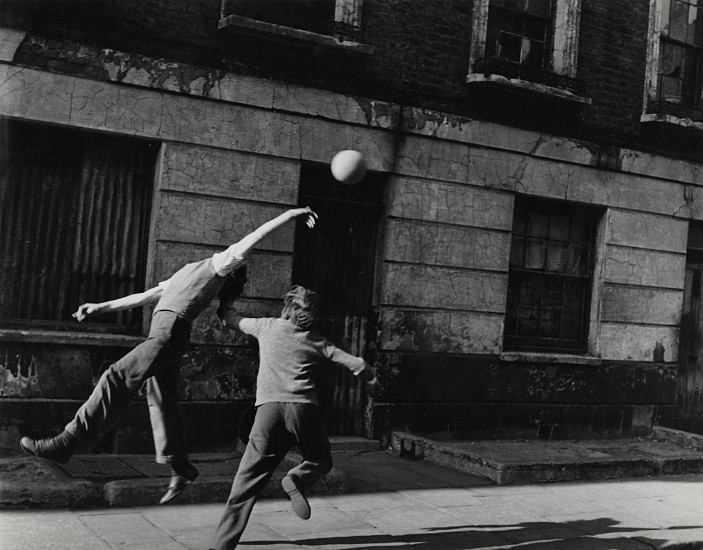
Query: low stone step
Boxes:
[{"xmin": 390, "ymin": 430, "xmax": 703, "ymax": 485}]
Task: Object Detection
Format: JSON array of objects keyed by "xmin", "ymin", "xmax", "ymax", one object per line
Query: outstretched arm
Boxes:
[
  {"xmin": 222, "ymin": 207, "xmax": 317, "ymax": 264},
  {"xmin": 73, "ymin": 286, "xmax": 164, "ymax": 321}
]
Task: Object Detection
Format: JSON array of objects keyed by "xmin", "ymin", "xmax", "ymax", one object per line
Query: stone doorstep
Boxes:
[{"xmin": 390, "ymin": 431, "xmax": 703, "ymax": 485}]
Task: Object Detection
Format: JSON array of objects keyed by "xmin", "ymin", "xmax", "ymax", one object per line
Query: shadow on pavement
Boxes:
[{"xmin": 249, "ymin": 517, "xmax": 703, "ymax": 549}]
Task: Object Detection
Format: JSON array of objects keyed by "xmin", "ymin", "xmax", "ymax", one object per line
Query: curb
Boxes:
[
  {"xmin": 103, "ymin": 454, "xmax": 348, "ymax": 507},
  {"xmin": 0, "ymin": 453, "xmax": 348, "ymax": 509}
]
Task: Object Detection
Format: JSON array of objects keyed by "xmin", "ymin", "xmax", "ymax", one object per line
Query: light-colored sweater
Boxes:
[{"xmin": 232, "ymin": 317, "xmax": 372, "ymax": 406}]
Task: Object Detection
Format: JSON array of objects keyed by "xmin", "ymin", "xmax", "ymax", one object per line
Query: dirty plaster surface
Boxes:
[{"xmin": 1, "ymin": 446, "xmax": 702, "ymax": 549}]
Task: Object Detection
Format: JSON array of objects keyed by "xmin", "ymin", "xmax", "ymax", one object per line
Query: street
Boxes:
[{"xmin": 2, "ymin": 449, "xmax": 702, "ymax": 550}]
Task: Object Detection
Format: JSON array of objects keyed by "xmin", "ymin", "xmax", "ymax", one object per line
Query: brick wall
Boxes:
[{"xmin": 3, "ymin": 0, "xmax": 700, "ymax": 160}]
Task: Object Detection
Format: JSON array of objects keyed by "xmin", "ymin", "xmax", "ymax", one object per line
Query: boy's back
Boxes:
[{"xmin": 235, "ymin": 317, "xmax": 367, "ymax": 406}]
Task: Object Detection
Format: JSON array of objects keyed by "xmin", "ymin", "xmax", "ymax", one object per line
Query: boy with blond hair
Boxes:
[{"xmin": 211, "ymin": 285, "xmax": 379, "ymax": 550}]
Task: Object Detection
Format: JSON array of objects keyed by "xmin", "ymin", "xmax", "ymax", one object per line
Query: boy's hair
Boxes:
[{"xmin": 281, "ymin": 285, "xmax": 319, "ymax": 329}]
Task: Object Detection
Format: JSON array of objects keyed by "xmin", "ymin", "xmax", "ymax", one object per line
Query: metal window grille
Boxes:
[
  {"xmin": 0, "ymin": 119, "xmax": 157, "ymax": 333},
  {"xmin": 504, "ymin": 198, "xmax": 600, "ymax": 352}
]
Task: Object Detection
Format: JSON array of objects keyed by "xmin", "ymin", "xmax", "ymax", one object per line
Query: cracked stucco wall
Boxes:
[{"xmin": 0, "ymin": 29, "xmax": 700, "ymax": 438}]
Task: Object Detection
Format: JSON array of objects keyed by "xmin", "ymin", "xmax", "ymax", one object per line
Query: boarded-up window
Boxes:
[
  {"xmin": 0, "ymin": 119, "xmax": 157, "ymax": 334},
  {"xmin": 505, "ymin": 197, "xmax": 600, "ymax": 352}
]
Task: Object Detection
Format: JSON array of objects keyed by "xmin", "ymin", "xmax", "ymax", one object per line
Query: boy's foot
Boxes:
[
  {"xmin": 159, "ymin": 460, "xmax": 199, "ymax": 505},
  {"xmin": 19, "ymin": 431, "xmax": 77, "ymax": 464},
  {"xmin": 281, "ymin": 475, "xmax": 310, "ymax": 520}
]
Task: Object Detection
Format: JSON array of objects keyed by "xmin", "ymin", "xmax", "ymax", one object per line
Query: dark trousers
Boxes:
[
  {"xmin": 65, "ymin": 310, "xmax": 191, "ymax": 464},
  {"xmin": 212, "ymin": 402, "xmax": 333, "ymax": 550}
]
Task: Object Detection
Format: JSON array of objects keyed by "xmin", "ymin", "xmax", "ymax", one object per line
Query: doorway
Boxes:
[
  {"xmin": 292, "ymin": 161, "xmax": 385, "ymax": 435},
  {"xmin": 676, "ymin": 223, "xmax": 703, "ymax": 433}
]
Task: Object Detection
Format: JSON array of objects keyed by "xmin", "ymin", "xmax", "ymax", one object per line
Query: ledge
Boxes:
[
  {"xmin": 640, "ymin": 113, "xmax": 703, "ymax": 132},
  {"xmin": 467, "ymin": 73, "xmax": 591, "ymax": 105},
  {"xmin": 0, "ymin": 329, "xmax": 144, "ymax": 347},
  {"xmin": 218, "ymin": 15, "xmax": 375, "ymax": 55},
  {"xmin": 500, "ymin": 351, "xmax": 602, "ymax": 366}
]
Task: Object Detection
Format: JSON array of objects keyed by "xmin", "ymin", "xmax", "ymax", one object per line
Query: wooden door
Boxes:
[
  {"xmin": 292, "ymin": 162, "xmax": 385, "ymax": 435},
  {"xmin": 676, "ymin": 264, "xmax": 703, "ymax": 433}
]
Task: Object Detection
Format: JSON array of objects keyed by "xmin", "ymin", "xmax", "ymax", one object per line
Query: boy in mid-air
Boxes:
[
  {"xmin": 210, "ymin": 285, "xmax": 380, "ymax": 550},
  {"xmin": 20, "ymin": 207, "xmax": 318, "ymax": 505}
]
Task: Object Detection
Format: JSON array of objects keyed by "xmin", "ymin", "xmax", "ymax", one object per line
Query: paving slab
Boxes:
[
  {"xmin": 1, "ymin": 450, "xmax": 703, "ymax": 550},
  {"xmin": 390, "ymin": 428, "xmax": 703, "ymax": 484}
]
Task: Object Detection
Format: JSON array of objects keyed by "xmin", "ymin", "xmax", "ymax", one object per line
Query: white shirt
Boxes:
[{"xmin": 159, "ymin": 244, "xmax": 245, "ymax": 291}]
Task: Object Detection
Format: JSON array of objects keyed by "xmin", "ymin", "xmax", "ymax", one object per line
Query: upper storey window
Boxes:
[
  {"xmin": 468, "ymin": 0, "xmax": 586, "ymax": 100},
  {"xmin": 219, "ymin": 0, "xmax": 368, "ymax": 47},
  {"xmin": 658, "ymin": 0, "xmax": 702, "ymax": 108},
  {"xmin": 485, "ymin": 0, "xmax": 553, "ymax": 77},
  {"xmin": 643, "ymin": 0, "xmax": 703, "ymax": 127}
]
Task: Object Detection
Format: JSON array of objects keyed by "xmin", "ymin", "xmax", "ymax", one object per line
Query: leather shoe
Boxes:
[
  {"xmin": 281, "ymin": 475, "xmax": 310, "ymax": 520},
  {"xmin": 159, "ymin": 461, "xmax": 199, "ymax": 505},
  {"xmin": 20, "ymin": 431, "xmax": 77, "ymax": 464}
]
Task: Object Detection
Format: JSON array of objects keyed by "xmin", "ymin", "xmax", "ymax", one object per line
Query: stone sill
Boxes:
[
  {"xmin": 640, "ymin": 113, "xmax": 703, "ymax": 132},
  {"xmin": 0, "ymin": 329, "xmax": 144, "ymax": 347},
  {"xmin": 218, "ymin": 15, "xmax": 375, "ymax": 55},
  {"xmin": 500, "ymin": 351, "xmax": 602, "ymax": 366},
  {"xmin": 466, "ymin": 73, "xmax": 592, "ymax": 105}
]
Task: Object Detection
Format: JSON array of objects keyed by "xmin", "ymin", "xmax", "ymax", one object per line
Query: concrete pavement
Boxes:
[{"xmin": 2, "ymin": 447, "xmax": 703, "ymax": 549}]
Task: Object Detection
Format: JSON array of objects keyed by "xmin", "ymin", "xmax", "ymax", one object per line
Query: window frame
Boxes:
[
  {"xmin": 503, "ymin": 197, "xmax": 601, "ymax": 354},
  {"xmin": 0, "ymin": 119, "xmax": 157, "ymax": 335},
  {"xmin": 643, "ymin": 0, "xmax": 703, "ymax": 127},
  {"xmin": 219, "ymin": 0, "xmax": 366, "ymax": 46},
  {"xmin": 469, "ymin": 0, "xmax": 582, "ymax": 80}
]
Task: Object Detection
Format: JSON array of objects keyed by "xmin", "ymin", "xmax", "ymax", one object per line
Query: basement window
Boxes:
[
  {"xmin": 642, "ymin": 0, "xmax": 703, "ymax": 129},
  {"xmin": 468, "ymin": 0, "xmax": 586, "ymax": 99},
  {"xmin": 504, "ymin": 198, "xmax": 600, "ymax": 353},
  {"xmin": 0, "ymin": 119, "xmax": 157, "ymax": 334}
]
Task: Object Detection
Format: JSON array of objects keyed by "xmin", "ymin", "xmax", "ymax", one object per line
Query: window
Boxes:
[
  {"xmin": 486, "ymin": 0, "xmax": 553, "ymax": 77},
  {"xmin": 644, "ymin": 0, "xmax": 703, "ymax": 121},
  {"xmin": 504, "ymin": 198, "xmax": 600, "ymax": 352},
  {"xmin": 0, "ymin": 119, "xmax": 157, "ymax": 334},
  {"xmin": 469, "ymin": 0, "xmax": 583, "ymax": 91},
  {"xmin": 220, "ymin": 0, "xmax": 365, "ymax": 43}
]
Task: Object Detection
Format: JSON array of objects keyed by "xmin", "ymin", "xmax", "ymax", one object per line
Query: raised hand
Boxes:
[
  {"xmin": 72, "ymin": 303, "xmax": 100, "ymax": 321},
  {"xmin": 290, "ymin": 206, "xmax": 318, "ymax": 229}
]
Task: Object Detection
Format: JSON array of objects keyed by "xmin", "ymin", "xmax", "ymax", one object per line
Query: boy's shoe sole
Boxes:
[{"xmin": 281, "ymin": 475, "xmax": 311, "ymax": 520}]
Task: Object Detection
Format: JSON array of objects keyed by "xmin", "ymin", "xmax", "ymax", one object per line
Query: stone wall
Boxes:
[{"xmin": 0, "ymin": 27, "xmax": 702, "ymax": 451}]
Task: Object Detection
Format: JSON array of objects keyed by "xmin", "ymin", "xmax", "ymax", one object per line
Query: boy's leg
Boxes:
[
  {"xmin": 284, "ymin": 403, "xmax": 333, "ymax": 488},
  {"xmin": 146, "ymin": 369, "xmax": 187, "ymax": 465},
  {"xmin": 147, "ymin": 370, "xmax": 200, "ymax": 505},
  {"xmin": 69, "ymin": 312, "xmax": 188, "ymax": 441},
  {"xmin": 212, "ymin": 403, "xmax": 289, "ymax": 550},
  {"xmin": 21, "ymin": 312, "xmax": 186, "ymax": 462},
  {"xmin": 280, "ymin": 403, "xmax": 332, "ymax": 519}
]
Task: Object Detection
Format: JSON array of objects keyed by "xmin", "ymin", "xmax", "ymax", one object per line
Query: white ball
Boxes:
[{"xmin": 330, "ymin": 150, "xmax": 367, "ymax": 185}]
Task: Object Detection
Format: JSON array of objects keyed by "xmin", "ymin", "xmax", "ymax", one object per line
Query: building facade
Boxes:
[{"xmin": 0, "ymin": 0, "xmax": 702, "ymax": 455}]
